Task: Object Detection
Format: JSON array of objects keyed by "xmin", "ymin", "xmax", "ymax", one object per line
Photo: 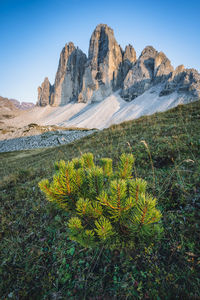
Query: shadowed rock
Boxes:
[
  {"xmin": 51, "ymin": 42, "xmax": 87, "ymax": 106},
  {"xmin": 37, "ymin": 24, "xmax": 200, "ymax": 106},
  {"xmin": 121, "ymin": 47, "xmax": 175, "ymax": 100},
  {"xmin": 78, "ymin": 24, "xmax": 123, "ymax": 103},
  {"xmin": 37, "ymin": 77, "xmax": 52, "ymax": 106},
  {"xmin": 122, "ymin": 44, "xmax": 137, "ymax": 80},
  {"xmin": 160, "ymin": 66, "xmax": 200, "ymax": 99},
  {"xmin": 122, "ymin": 46, "xmax": 158, "ymax": 100},
  {"xmin": 154, "ymin": 51, "xmax": 174, "ymax": 83}
]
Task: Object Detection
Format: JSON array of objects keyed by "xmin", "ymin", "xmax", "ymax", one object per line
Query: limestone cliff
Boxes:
[
  {"xmin": 37, "ymin": 23, "xmax": 200, "ymax": 107},
  {"xmin": 51, "ymin": 42, "xmax": 87, "ymax": 106},
  {"xmin": 37, "ymin": 77, "xmax": 52, "ymax": 106},
  {"xmin": 122, "ymin": 47, "xmax": 174, "ymax": 100},
  {"xmin": 154, "ymin": 51, "xmax": 174, "ymax": 82},
  {"xmin": 78, "ymin": 24, "xmax": 123, "ymax": 103},
  {"xmin": 160, "ymin": 66, "xmax": 200, "ymax": 98},
  {"xmin": 121, "ymin": 44, "xmax": 137, "ymax": 81}
]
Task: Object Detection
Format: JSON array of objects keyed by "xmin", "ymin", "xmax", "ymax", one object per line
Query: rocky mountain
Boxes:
[
  {"xmin": 0, "ymin": 96, "xmax": 34, "ymax": 110},
  {"xmin": 38, "ymin": 43, "xmax": 87, "ymax": 106},
  {"xmin": 0, "ymin": 97, "xmax": 35, "ymax": 141},
  {"xmin": 52, "ymin": 42, "xmax": 87, "ymax": 106},
  {"xmin": 9, "ymin": 99, "xmax": 35, "ymax": 110},
  {"xmin": 37, "ymin": 24, "xmax": 200, "ymax": 108},
  {"xmin": 37, "ymin": 77, "xmax": 53, "ymax": 107},
  {"xmin": 19, "ymin": 102, "xmax": 35, "ymax": 110},
  {"xmin": 0, "ymin": 96, "xmax": 34, "ymax": 120},
  {"xmin": 78, "ymin": 24, "xmax": 123, "ymax": 103}
]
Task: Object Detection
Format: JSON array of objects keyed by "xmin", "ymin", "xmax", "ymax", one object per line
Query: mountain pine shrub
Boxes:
[{"xmin": 39, "ymin": 153, "xmax": 163, "ymax": 250}]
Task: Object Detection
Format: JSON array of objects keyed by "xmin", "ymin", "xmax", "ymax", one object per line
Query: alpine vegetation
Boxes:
[{"xmin": 39, "ymin": 153, "xmax": 162, "ymax": 250}]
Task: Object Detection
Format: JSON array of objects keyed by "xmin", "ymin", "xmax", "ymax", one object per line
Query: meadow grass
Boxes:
[{"xmin": 0, "ymin": 101, "xmax": 200, "ymax": 299}]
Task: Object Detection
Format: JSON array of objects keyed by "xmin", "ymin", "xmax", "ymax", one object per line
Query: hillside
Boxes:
[
  {"xmin": 0, "ymin": 100, "xmax": 200, "ymax": 299},
  {"xmin": 0, "ymin": 96, "xmax": 20, "ymax": 120},
  {"xmin": 4, "ymin": 86, "xmax": 194, "ymax": 131},
  {"xmin": 0, "ymin": 96, "xmax": 34, "ymax": 115},
  {"xmin": 2, "ymin": 24, "xmax": 200, "ymax": 135},
  {"xmin": 0, "ymin": 96, "xmax": 35, "ymax": 136}
]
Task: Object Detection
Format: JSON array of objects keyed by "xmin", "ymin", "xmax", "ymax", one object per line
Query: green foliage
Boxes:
[
  {"xmin": 100, "ymin": 157, "xmax": 113, "ymax": 177},
  {"xmin": 39, "ymin": 153, "xmax": 162, "ymax": 250},
  {"xmin": 118, "ymin": 153, "xmax": 135, "ymax": 179},
  {"xmin": 1, "ymin": 101, "xmax": 200, "ymax": 299}
]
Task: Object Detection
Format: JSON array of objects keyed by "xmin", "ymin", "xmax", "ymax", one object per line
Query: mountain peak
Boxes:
[
  {"xmin": 37, "ymin": 24, "xmax": 200, "ymax": 106},
  {"xmin": 94, "ymin": 23, "xmax": 113, "ymax": 33},
  {"xmin": 64, "ymin": 42, "xmax": 75, "ymax": 51},
  {"xmin": 140, "ymin": 46, "xmax": 158, "ymax": 57}
]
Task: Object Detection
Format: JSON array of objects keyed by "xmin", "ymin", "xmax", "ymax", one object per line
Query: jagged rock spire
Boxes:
[
  {"xmin": 51, "ymin": 42, "xmax": 87, "ymax": 106},
  {"xmin": 119, "ymin": 44, "xmax": 137, "ymax": 84},
  {"xmin": 122, "ymin": 46, "xmax": 174, "ymax": 100},
  {"xmin": 78, "ymin": 24, "xmax": 123, "ymax": 103},
  {"xmin": 37, "ymin": 77, "xmax": 52, "ymax": 106},
  {"xmin": 37, "ymin": 24, "xmax": 200, "ymax": 106},
  {"xmin": 160, "ymin": 66, "xmax": 200, "ymax": 98}
]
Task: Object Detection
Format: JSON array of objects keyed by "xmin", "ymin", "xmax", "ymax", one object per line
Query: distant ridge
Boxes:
[{"xmin": 0, "ymin": 96, "xmax": 35, "ymax": 111}]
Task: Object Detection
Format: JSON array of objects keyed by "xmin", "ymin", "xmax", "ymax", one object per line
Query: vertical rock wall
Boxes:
[{"xmin": 37, "ymin": 24, "xmax": 200, "ymax": 106}]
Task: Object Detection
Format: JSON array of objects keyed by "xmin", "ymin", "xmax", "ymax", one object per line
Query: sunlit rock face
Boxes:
[
  {"xmin": 121, "ymin": 44, "xmax": 137, "ymax": 81},
  {"xmin": 121, "ymin": 47, "xmax": 174, "ymax": 101},
  {"xmin": 154, "ymin": 51, "xmax": 174, "ymax": 83},
  {"xmin": 37, "ymin": 77, "xmax": 52, "ymax": 106},
  {"xmin": 51, "ymin": 42, "xmax": 87, "ymax": 106},
  {"xmin": 37, "ymin": 24, "xmax": 200, "ymax": 107},
  {"xmin": 160, "ymin": 66, "xmax": 200, "ymax": 99},
  {"xmin": 78, "ymin": 24, "xmax": 123, "ymax": 103}
]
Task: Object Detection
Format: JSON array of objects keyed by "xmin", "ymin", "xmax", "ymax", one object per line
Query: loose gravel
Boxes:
[{"xmin": 0, "ymin": 130, "xmax": 96, "ymax": 153}]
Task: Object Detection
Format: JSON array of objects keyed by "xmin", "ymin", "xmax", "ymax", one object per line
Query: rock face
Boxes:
[
  {"xmin": 37, "ymin": 77, "xmax": 52, "ymax": 106},
  {"xmin": 9, "ymin": 99, "xmax": 35, "ymax": 110},
  {"xmin": 122, "ymin": 47, "xmax": 174, "ymax": 100},
  {"xmin": 19, "ymin": 102, "xmax": 35, "ymax": 110},
  {"xmin": 37, "ymin": 23, "xmax": 200, "ymax": 107},
  {"xmin": 160, "ymin": 66, "xmax": 200, "ymax": 99},
  {"xmin": 121, "ymin": 44, "xmax": 137, "ymax": 81},
  {"xmin": 78, "ymin": 24, "xmax": 123, "ymax": 103},
  {"xmin": 51, "ymin": 42, "xmax": 87, "ymax": 106},
  {"xmin": 122, "ymin": 46, "xmax": 157, "ymax": 100},
  {"xmin": 0, "ymin": 96, "xmax": 35, "ymax": 111},
  {"xmin": 154, "ymin": 51, "xmax": 174, "ymax": 83},
  {"xmin": 0, "ymin": 96, "xmax": 34, "ymax": 122}
]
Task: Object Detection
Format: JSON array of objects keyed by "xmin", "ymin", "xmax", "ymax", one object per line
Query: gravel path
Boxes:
[{"xmin": 0, "ymin": 130, "xmax": 96, "ymax": 153}]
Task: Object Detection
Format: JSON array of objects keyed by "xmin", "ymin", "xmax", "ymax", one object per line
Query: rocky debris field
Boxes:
[{"xmin": 0, "ymin": 129, "xmax": 96, "ymax": 153}]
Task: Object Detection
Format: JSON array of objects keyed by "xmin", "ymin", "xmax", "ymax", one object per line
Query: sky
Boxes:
[{"xmin": 0, "ymin": 0, "xmax": 200, "ymax": 103}]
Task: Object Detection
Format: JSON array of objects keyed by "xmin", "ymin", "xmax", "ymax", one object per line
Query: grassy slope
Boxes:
[{"xmin": 0, "ymin": 101, "xmax": 200, "ymax": 299}]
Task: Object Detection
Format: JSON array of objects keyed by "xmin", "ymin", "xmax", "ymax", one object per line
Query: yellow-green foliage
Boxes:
[{"xmin": 39, "ymin": 153, "xmax": 163, "ymax": 250}]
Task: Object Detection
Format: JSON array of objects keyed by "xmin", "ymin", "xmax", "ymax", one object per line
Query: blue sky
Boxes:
[{"xmin": 0, "ymin": 0, "xmax": 200, "ymax": 103}]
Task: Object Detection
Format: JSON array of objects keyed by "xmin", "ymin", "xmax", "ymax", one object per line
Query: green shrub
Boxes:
[{"xmin": 39, "ymin": 153, "xmax": 163, "ymax": 250}]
